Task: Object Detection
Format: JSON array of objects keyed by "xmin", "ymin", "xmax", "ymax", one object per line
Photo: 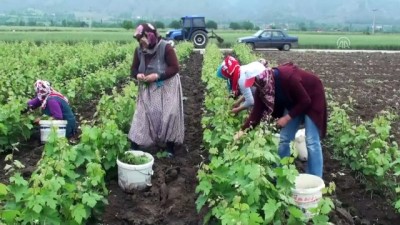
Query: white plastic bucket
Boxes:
[
  {"xmin": 39, "ymin": 120, "xmax": 68, "ymax": 143},
  {"xmin": 294, "ymin": 129, "xmax": 308, "ymax": 161},
  {"xmin": 272, "ymin": 132, "xmax": 307, "ymax": 161},
  {"xmin": 117, "ymin": 150, "xmax": 154, "ymax": 192},
  {"xmin": 292, "ymin": 173, "xmax": 325, "ymax": 218}
]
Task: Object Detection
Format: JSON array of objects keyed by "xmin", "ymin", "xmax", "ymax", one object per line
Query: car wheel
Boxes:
[{"xmin": 283, "ymin": 44, "xmax": 291, "ymax": 51}]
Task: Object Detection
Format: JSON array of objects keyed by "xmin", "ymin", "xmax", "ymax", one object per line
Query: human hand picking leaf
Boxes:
[
  {"xmin": 276, "ymin": 114, "xmax": 291, "ymax": 128},
  {"xmin": 144, "ymin": 73, "xmax": 159, "ymax": 83},
  {"xmin": 137, "ymin": 73, "xmax": 145, "ymax": 82},
  {"xmin": 34, "ymin": 117, "xmax": 41, "ymax": 125}
]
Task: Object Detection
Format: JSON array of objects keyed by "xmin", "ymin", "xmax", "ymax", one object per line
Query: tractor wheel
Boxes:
[{"xmin": 191, "ymin": 31, "xmax": 208, "ymax": 48}]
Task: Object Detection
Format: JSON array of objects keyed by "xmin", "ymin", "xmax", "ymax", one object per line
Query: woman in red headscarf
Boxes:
[
  {"xmin": 216, "ymin": 55, "xmax": 268, "ymax": 114},
  {"xmin": 128, "ymin": 23, "xmax": 184, "ymax": 158}
]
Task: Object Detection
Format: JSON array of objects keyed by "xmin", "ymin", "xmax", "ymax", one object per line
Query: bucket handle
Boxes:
[{"xmin": 135, "ymin": 170, "xmax": 154, "ymax": 176}]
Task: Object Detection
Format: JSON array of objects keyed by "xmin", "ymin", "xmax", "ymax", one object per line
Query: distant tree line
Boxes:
[
  {"xmin": 121, "ymin": 19, "xmax": 259, "ymax": 30},
  {"xmin": 121, "ymin": 19, "xmax": 181, "ymax": 30},
  {"xmin": 228, "ymin": 21, "xmax": 260, "ymax": 30},
  {"xmin": 3, "ymin": 17, "xmax": 400, "ymax": 33},
  {"xmin": 121, "ymin": 19, "xmax": 167, "ymax": 30},
  {"xmin": 0, "ymin": 18, "xmax": 121, "ymax": 28}
]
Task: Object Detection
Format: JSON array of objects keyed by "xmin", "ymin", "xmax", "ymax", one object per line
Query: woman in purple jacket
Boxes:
[
  {"xmin": 217, "ymin": 57, "xmax": 327, "ymax": 177},
  {"xmin": 26, "ymin": 80, "xmax": 77, "ymax": 139}
]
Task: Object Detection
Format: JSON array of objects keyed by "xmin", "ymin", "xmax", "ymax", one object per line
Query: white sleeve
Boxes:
[
  {"xmin": 238, "ymin": 75, "xmax": 254, "ymax": 108},
  {"xmin": 237, "ymin": 62, "xmax": 265, "ymax": 108}
]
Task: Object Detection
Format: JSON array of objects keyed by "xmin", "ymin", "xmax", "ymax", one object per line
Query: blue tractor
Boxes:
[{"xmin": 165, "ymin": 16, "xmax": 224, "ymax": 48}]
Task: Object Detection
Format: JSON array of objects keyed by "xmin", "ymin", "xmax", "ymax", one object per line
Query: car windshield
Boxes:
[{"xmin": 253, "ymin": 30, "xmax": 263, "ymax": 36}]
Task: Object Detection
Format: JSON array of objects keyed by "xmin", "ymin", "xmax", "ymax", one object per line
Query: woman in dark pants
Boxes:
[{"xmin": 218, "ymin": 56, "xmax": 327, "ymax": 177}]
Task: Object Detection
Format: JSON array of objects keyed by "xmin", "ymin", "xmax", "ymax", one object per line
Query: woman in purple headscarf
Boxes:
[{"xmin": 128, "ymin": 23, "xmax": 184, "ymax": 158}]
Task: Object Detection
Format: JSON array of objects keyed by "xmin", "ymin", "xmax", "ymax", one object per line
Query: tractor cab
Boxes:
[{"xmin": 166, "ymin": 16, "xmax": 223, "ymax": 48}]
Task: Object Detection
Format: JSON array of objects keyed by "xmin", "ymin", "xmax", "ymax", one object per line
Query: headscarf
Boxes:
[
  {"xmin": 217, "ymin": 55, "xmax": 241, "ymax": 96},
  {"xmin": 133, "ymin": 23, "xmax": 160, "ymax": 52},
  {"xmin": 254, "ymin": 68, "xmax": 275, "ymax": 121},
  {"xmin": 216, "ymin": 65, "xmax": 231, "ymax": 91},
  {"xmin": 34, "ymin": 80, "xmax": 68, "ymax": 109}
]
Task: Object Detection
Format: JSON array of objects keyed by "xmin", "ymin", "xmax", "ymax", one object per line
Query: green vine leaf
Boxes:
[{"xmin": 71, "ymin": 203, "xmax": 87, "ymax": 224}]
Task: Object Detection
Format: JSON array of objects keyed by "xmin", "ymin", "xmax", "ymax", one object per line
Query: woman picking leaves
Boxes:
[
  {"xmin": 128, "ymin": 23, "xmax": 184, "ymax": 158},
  {"xmin": 217, "ymin": 56, "xmax": 327, "ymax": 177},
  {"xmin": 216, "ymin": 55, "xmax": 266, "ymax": 115},
  {"xmin": 25, "ymin": 80, "xmax": 77, "ymax": 140}
]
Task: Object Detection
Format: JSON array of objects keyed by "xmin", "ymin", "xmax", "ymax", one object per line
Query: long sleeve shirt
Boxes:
[
  {"xmin": 27, "ymin": 96, "xmax": 77, "ymax": 137},
  {"xmin": 238, "ymin": 62, "xmax": 266, "ymax": 108},
  {"xmin": 242, "ymin": 63, "xmax": 328, "ymax": 138},
  {"xmin": 28, "ymin": 97, "xmax": 63, "ymax": 119}
]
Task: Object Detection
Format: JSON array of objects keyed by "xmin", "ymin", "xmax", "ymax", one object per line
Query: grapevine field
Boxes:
[{"xmin": 0, "ymin": 41, "xmax": 400, "ymax": 225}]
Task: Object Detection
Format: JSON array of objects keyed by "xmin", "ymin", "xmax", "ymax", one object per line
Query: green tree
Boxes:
[
  {"xmin": 298, "ymin": 22, "xmax": 307, "ymax": 31},
  {"xmin": 206, "ymin": 20, "xmax": 218, "ymax": 29},
  {"xmin": 308, "ymin": 21, "xmax": 317, "ymax": 31},
  {"xmin": 169, "ymin": 20, "xmax": 181, "ymax": 29},
  {"xmin": 121, "ymin": 20, "xmax": 134, "ymax": 30},
  {"xmin": 80, "ymin": 21, "xmax": 88, "ymax": 27},
  {"xmin": 241, "ymin": 21, "xmax": 254, "ymax": 30},
  {"xmin": 27, "ymin": 20, "xmax": 37, "ymax": 26},
  {"xmin": 153, "ymin": 21, "xmax": 165, "ymax": 29},
  {"xmin": 229, "ymin": 22, "xmax": 241, "ymax": 30}
]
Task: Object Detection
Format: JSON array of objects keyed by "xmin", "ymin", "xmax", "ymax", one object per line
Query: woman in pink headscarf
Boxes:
[
  {"xmin": 25, "ymin": 80, "xmax": 77, "ymax": 139},
  {"xmin": 128, "ymin": 23, "xmax": 184, "ymax": 158}
]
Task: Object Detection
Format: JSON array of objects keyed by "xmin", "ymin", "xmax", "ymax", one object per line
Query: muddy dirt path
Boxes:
[{"xmin": 99, "ymin": 52, "xmax": 206, "ymax": 225}]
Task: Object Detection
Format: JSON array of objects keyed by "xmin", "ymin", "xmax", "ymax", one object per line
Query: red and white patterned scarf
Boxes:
[
  {"xmin": 220, "ymin": 55, "xmax": 241, "ymax": 96},
  {"xmin": 34, "ymin": 80, "xmax": 69, "ymax": 109}
]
